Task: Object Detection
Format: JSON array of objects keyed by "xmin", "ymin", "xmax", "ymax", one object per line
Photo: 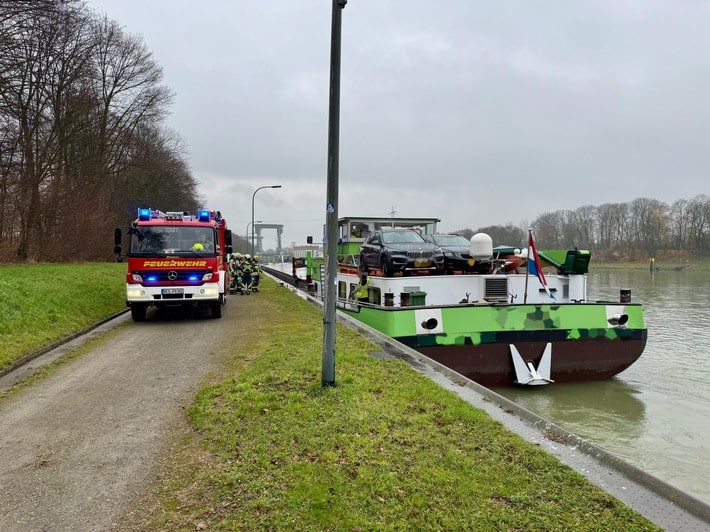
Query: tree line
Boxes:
[
  {"xmin": 462, "ymin": 194, "xmax": 710, "ymax": 261},
  {"xmin": 0, "ymin": 0, "xmax": 201, "ymax": 262}
]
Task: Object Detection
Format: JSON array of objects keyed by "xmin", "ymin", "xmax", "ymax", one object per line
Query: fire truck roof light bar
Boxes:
[{"xmin": 137, "ymin": 208, "xmax": 219, "ymax": 223}]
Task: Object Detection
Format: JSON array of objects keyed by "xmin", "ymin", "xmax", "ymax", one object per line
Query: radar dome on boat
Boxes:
[{"xmin": 470, "ymin": 233, "xmax": 493, "ymax": 260}]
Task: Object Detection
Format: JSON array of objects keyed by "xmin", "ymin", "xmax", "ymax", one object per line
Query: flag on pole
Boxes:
[{"xmin": 528, "ymin": 230, "xmax": 555, "ymax": 300}]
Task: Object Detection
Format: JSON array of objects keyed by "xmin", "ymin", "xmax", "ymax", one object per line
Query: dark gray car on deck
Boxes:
[
  {"xmin": 423, "ymin": 233, "xmax": 477, "ymax": 273},
  {"xmin": 360, "ymin": 229, "xmax": 444, "ymax": 276}
]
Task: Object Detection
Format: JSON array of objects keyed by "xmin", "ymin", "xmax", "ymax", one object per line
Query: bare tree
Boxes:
[
  {"xmin": 0, "ymin": 3, "xmax": 67, "ymax": 259},
  {"xmin": 89, "ymin": 16, "xmax": 173, "ymax": 178},
  {"xmin": 669, "ymin": 199, "xmax": 690, "ymax": 251},
  {"xmin": 115, "ymin": 124, "xmax": 202, "ymax": 223},
  {"xmin": 532, "ymin": 211, "xmax": 565, "ymax": 248},
  {"xmin": 686, "ymin": 194, "xmax": 710, "ymax": 253},
  {"xmin": 628, "ymin": 198, "xmax": 668, "ymax": 258},
  {"xmin": 467, "ymin": 223, "xmax": 525, "ymax": 249},
  {"xmin": 0, "ymin": 2, "xmax": 183, "ymax": 261},
  {"xmin": 597, "ymin": 202, "xmax": 621, "ymax": 254}
]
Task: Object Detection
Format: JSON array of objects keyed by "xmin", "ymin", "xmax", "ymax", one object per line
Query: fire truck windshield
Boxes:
[{"xmin": 130, "ymin": 226, "xmax": 216, "ymax": 256}]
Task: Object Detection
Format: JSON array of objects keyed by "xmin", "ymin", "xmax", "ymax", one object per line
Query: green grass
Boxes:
[
  {"xmin": 0, "ymin": 263, "xmax": 660, "ymax": 530},
  {"xmin": 0, "ymin": 263, "xmax": 126, "ymax": 369}
]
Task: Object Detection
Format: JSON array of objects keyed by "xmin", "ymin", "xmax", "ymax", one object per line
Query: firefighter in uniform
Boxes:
[
  {"xmin": 354, "ymin": 272, "xmax": 370, "ymax": 304},
  {"xmin": 251, "ymin": 256, "xmax": 261, "ymax": 292},
  {"xmin": 228, "ymin": 253, "xmax": 241, "ymax": 293},
  {"xmin": 192, "ymin": 234, "xmax": 212, "ymax": 251},
  {"xmin": 239, "ymin": 254, "xmax": 253, "ymax": 294}
]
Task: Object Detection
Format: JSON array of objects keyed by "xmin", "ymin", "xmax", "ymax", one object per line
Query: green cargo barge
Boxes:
[{"xmin": 267, "ymin": 216, "xmax": 647, "ymax": 386}]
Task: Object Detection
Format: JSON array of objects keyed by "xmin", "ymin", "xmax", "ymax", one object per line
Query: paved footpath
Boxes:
[{"xmin": 0, "ymin": 306, "xmax": 242, "ymax": 531}]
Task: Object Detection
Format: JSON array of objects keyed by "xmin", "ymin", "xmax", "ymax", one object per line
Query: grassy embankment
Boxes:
[
  {"xmin": 1, "ymin": 263, "xmax": 659, "ymax": 530},
  {"xmin": 0, "ymin": 262, "xmax": 126, "ymax": 370}
]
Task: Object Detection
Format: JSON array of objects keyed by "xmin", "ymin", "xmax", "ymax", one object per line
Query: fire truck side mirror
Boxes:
[
  {"xmin": 224, "ymin": 230, "xmax": 233, "ymax": 256},
  {"xmin": 114, "ymin": 228, "xmax": 122, "ymax": 261}
]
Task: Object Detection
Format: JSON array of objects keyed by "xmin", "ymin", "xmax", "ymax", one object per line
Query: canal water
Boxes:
[{"xmin": 492, "ymin": 268, "xmax": 710, "ymax": 505}]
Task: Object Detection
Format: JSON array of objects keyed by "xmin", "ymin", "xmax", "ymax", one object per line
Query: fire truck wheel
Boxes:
[
  {"xmin": 130, "ymin": 304, "xmax": 147, "ymax": 322},
  {"xmin": 211, "ymin": 301, "xmax": 222, "ymax": 319}
]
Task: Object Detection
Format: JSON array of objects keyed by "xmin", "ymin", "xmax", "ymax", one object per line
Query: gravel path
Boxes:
[{"xmin": 0, "ymin": 304, "xmax": 241, "ymax": 531}]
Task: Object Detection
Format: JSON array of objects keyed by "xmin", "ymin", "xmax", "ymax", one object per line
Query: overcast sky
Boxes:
[{"xmin": 88, "ymin": 0, "xmax": 709, "ymax": 250}]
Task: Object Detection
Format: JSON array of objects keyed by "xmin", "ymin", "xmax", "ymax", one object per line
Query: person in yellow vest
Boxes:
[
  {"xmin": 354, "ymin": 272, "xmax": 370, "ymax": 304},
  {"xmin": 251, "ymin": 256, "xmax": 261, "ymax": 292},
  {"xmin": 239, "ymin": 254, "xmax": 254, "ymax": 294},
  {"xmin": 192, "ymin": 233, "xmax": 212, "ymax": 252}
]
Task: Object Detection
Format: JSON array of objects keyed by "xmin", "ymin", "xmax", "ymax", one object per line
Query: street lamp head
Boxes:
[{"xmin": 271, "ymin": 185, "xmax": 282, "ymax": 189}]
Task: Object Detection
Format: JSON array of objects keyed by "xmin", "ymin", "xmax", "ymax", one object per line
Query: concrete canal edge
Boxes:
[{"xmin": 272, "ymin": 276, "xmax": 710, "ymax": 531}]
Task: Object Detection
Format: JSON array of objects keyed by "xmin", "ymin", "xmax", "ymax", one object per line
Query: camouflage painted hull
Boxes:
[
  {"xmin": 340, "ymin": 302, "xmax": 647, "ymax": 387},
  {"xmin": 409, "ymin": 337, "xmax": 646, "ymax": 386}
]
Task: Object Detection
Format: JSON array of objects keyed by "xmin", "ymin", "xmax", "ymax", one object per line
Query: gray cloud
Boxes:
[{"xmin": 90, "ymin": 0, "xmax": 710, "ymax": 248}]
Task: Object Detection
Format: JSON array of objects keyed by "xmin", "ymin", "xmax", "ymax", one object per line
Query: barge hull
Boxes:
[{"xmin": 410, "ymin": 337, "xmax": 647, "ymax": 387}]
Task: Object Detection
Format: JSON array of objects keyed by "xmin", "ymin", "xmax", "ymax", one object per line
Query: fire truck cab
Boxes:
[{"xmin": 114, "ymin": 208, "xmax": 233, "ymax": 321}]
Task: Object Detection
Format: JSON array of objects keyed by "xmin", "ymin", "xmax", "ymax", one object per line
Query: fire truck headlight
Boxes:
[
  {"xmin": 131, "ymin": 273, "xmax": 143, "ymax": 282},
  {"xmin": 127, "ymin": 288, "xmax": 145, "ymax": 297},
  {"xmin": 201, "ymin": 287, "xmax": 219, "ymax": 296},
  {"xmin": 202, "ymin": 273, "xmax": 214, "ymax": 281}
]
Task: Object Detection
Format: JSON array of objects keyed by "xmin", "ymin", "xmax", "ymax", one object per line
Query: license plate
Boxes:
[
  {"xmin": 414, "ymin": 259, "xmax": 431, "ymax": 267},
  {"xmin": 162, "ymin": 288, "xmax": 184, "ymax": 295}
]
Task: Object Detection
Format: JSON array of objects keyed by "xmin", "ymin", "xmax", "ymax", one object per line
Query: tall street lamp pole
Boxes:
[
  {"xmin": 251, "ymin": 185, "xmax": 281, "ymax": 256},
  {"xmin": 323, "ymin": 0, "xmax": 347, "ymax": 387}
]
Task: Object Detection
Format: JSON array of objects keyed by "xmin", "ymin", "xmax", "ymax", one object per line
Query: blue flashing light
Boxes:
[
  {"xmin": 138, "ymin": 208, "xmax": 151, "ymax": 221},
  {"xmin": 197, "ymin": 209, "xmax": 211, "ymax": 222},
  {"xmin": 146, "ymin": 275, "xmax": 158, "ymax": 282},
  {"xmin": 188, "ymin": 274, "xmax": 199, "ymax": 282}
]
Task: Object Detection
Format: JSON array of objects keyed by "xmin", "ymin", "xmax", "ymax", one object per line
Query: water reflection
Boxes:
[
  {"xmin": 493, "ymin": 378, "xmax": 646, "ymax": 444},
  {"xmin": 490, "ymin": 269, "xmax": 710, "ymax": 505}
]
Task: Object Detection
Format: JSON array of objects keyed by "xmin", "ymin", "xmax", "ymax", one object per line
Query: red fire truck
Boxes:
[{"xmin": 114, "ymin": 208, "xmax": 233, "ymax": 321}]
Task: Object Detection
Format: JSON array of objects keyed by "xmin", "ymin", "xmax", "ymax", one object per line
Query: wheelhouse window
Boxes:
[
  {"xmin": 338, "ymin": 280, "xmax": 348, "ymax": 300},
  {"xmin": 369, "ymin": 286, "xmax": 381, "ymax": 305}
]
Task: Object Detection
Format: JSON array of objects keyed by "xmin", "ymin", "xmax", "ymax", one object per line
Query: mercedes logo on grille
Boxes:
[{"xmin": 167, "ymin": 271, "xmax": 178, "ymax": 280}]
